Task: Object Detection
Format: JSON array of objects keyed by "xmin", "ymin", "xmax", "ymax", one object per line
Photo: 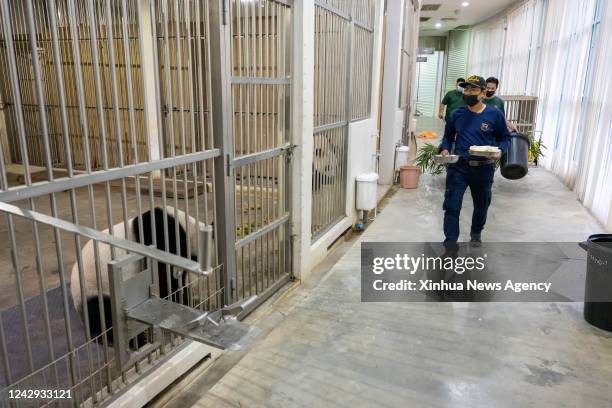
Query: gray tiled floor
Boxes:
[{"xmin": 166, "ymin": 167, "xmax": 612, "ymax": 408}]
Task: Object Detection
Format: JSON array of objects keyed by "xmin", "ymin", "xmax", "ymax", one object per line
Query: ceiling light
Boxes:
[
  {"xmin": 435, "ymin": 22, "xmax": 442, "ymax": 28},
  {"xmin": 462, "ymin": 2, "xmax": 470, "ymax": 6}
]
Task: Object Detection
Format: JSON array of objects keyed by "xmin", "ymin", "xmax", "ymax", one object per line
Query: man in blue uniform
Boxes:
[{"xmin": 439, "ymin": 75, "xmax": 511, "ymax": 248}]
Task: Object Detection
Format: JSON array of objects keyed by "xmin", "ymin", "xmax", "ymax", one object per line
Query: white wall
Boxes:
[
  {"xmin": 291, "ymin": 0, "xmax": 314, "ymax": 281},
  {"xmin": 378, "ymin": 0, "xmax": 405, "ymax": 186}
]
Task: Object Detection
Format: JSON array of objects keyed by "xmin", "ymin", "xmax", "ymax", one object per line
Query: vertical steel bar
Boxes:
[
  {"xmin": 104, "ymin": 0, "xmax": 130, "ymax": 237},
  {"xmin": 119, "ymin": 0, "xmax": 145, "ymax": 239},
  {"xmin": 84, "ymin": 0, "xmax": 114, "ymax": 226},
  {"xmin": 65, "ymin": 4, "xmax": 106, "ymax": 402},
  {"xmin": 132, "ymin": 0, "xmax": 159, "ymax": 260},
  {"xmin": 264, "ymin": 0, "xmax": 271, "ymax": 289},
  {"xmin": 184, "ymin": 0, "xmax": 201, "ymax": 259},
  {"xmin": 209, "ymin": 0, "xmax": 237, "ymax": 305},
  {"xmin": 149, "ymin": 0, "xmax": 170, "ymax": 262},
  {"xmin": 173, "ymin": 0, "xmax": 191, "ymax": 271},
  {"xmin": 81, "ymin": 3, "xmax": 117, "ymax": 394},
  {"xmin": 204, "ymin": 2, "xmax": 218, "ymax": 285},
  {"xmin": 161, "ymin": 0, "xmax": 180, "ymax": 301},
  {"xmin": 245, "ymin": 1, "xmax": 253, "ymax": 296},
  {"xmin": 256, "ymin": 0, "xmax": 264, "ymax": 291},
  {"xmin": 194, "ymin": 0, "xmax": 210, "ymax": 245},
  {"xmin": 284, "ymin": 2, "xmax": 292, "ymax": 279}
]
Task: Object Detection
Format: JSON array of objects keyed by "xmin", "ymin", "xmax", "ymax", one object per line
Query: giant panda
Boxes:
[
  {"xmin": 70, "ymin": 206, "xmax": 212, "ymax": 345},
  {"xmin": 312, "ymin": 136, "xmax": 342, "ymax": 191}
]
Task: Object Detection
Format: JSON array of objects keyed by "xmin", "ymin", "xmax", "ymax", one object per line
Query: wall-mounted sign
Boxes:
[
  {"xmin": 416, "ymin": 56, "xmax": 428, "ymax": 62},
  {"xmin": 417, "ymin": 47, "xmax": 434, "ymax": 55}
]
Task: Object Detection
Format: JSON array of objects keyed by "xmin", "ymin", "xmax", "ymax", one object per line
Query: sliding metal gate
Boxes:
[
  {"xmin": 229, "ymin": 0, "xmax": 293, "ymax": 304},
  {"xmin": 0, "ymin": 0, "xmax": 293, "ymax": 405},
  {"xmin": 311, "ymin": 0, "xmax": 376, "ymax": 240}
]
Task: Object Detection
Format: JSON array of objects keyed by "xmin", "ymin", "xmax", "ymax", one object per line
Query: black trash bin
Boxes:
[
  {"xmin": 579, "ymin": 234, "xmax": 612, "ymax": 332},
  {"xmin": 500, "ymin": 132, "xmax": 530, "ymax": 180}
]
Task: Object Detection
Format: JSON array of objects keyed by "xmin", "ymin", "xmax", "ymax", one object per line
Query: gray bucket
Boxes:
[{"xmin": 501, "ymin": 132, "xmax": 530, "ymax": 180}]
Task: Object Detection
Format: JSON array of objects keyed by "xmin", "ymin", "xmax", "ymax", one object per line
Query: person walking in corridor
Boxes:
[
  {"xmin": 439, "ymin": 75, "xmax": 511, "ymax": 248},
  {"xmin": 482, "ymin": 77, "xmax": 506, "ymax": 115},
  {"xmin": 438, "ymin": 78, "xmax": 466, "ymax": 122},
  {"xmin": 483, "ymin": 76, "xmax": 519, "ymax": 132}
]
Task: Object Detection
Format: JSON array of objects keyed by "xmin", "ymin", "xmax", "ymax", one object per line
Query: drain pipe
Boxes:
[{"xmin": 391, "ymin": 140, "xmax": 401, "ymax": 184}]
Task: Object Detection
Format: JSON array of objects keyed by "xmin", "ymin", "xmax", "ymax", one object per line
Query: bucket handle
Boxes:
[{"xmin": 578, "ymin": 241, "xmax": 589, "ymax": 251}]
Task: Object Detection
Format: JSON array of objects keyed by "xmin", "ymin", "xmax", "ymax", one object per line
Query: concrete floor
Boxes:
[{"xmin": 164, "ymin": 165, "xmax": 612, "ymax": 408}]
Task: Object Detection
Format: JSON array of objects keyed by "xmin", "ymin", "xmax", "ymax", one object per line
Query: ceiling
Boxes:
[{"xmin": 418, "ymin": 0, "xmax": 518, "ymax": 35}]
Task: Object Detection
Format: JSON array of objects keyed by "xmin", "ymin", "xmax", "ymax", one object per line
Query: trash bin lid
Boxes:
[
  {"xmin": 584, "ymin": 234, "xmax": 612, "ymax": 256},
  {"xmin": 510, "ymin": 132, "xmax": 531, "ymax": 143},
  {"xmin": 356, "ymin": 172, "xmax": 379, "ymax": 182}
]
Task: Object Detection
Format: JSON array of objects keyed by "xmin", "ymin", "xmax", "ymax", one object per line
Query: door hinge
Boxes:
[{"xmin": 226, "ymin": 154, "xmax": 232, "ymax": 177}]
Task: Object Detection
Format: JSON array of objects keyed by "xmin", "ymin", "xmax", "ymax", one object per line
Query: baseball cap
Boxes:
[{"xmin": 459, "ymin": 75, "xmax": 486, "ymax": 89}]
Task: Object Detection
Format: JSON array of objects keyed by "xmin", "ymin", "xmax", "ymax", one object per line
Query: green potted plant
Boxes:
[
  {"xmin": 527, "ymin": 131, "xmax": 546, "ymax": 166},
  {"xmin": 415, "ymin": 143, "xmax": 445, "ymax": 175}
]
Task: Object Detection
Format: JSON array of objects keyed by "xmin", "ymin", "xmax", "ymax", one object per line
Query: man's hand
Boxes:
[
  {"xmin": 438, "ymin": 112, "xmax": 444, "ymax": 120},
  {"xmin": 507, "ymin": 121, "xmax": 518, "ymax": 132},
  {"xmin": 440, "ymin": 149, "xmax": 449, "ymax": 157}
]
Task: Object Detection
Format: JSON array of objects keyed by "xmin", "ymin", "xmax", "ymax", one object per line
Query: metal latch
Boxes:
[
  {"xmin": 186, "ymin": 295, "xmax": 258, "ymax": 330},
  {"xmin": 282, "ymin": 143, "xmax": 300, "ymax": 162}
]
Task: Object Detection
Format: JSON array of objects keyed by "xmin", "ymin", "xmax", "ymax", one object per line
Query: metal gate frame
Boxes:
[
  {"xmin": 0, "ymin": 0, "xmax": 294, "ymax": 405},
  {"xmin": 311, "ymin": 0, "xmax": 376, "ymax": 240},
  {"xmin": 210, "ymin": 0, "xmax": 293, "ymax": 311}
]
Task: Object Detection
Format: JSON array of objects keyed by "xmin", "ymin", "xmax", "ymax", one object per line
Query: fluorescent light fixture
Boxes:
[
  {"xmin": 462, "ymin": 2, "xmax": 470, "ymax": 6},
  {"xmin": 435, "ymin": 22, "xmax": 442, "ymax": 28}
]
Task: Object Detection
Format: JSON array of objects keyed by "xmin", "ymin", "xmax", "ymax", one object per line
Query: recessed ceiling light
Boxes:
[
  {"xmin": 462, "ymin": 1, "xmax": 470, "ymax": 6},
  {"xmin": 435, "ymin": 22, "xmax": 442, "ymax": 28}
]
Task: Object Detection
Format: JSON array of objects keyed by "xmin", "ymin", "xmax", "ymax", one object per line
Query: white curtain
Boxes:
[
  {"xmin": 535, "ymin": 0, "xmax": 598, "ymax": 187},
  {"xmin": 499, "ymin": 0, "xmax": 546, "ymax": 95},
  {"xmin": 467, "ymin": 18, "xmax": 505, "ymax": 78},
  {"xmin": 466, "ymin": 0, "xmax": 611, "ymax": 227},
  {"xmin": 574, "ymin": 0, "xmax": 611, "ymax": 226}
]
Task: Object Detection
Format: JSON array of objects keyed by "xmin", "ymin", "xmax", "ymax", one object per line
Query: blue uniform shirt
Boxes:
[{"xmin": 440, "ymin": 105, "xmax": 511, "ymax": 159}]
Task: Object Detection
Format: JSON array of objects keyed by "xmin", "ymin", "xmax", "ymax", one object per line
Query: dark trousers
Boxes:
[{"xmin": 443, "ymin": 161, "xmax": 495, "ymax": 245}]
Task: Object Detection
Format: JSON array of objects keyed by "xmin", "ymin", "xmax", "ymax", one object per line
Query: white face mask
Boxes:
[{"xmin": 457, "ymin": 86, "xmax": 464, "ymax": 93}]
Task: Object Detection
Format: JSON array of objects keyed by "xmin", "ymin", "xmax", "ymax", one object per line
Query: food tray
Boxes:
[
  {"xmin": 469, "ymin": 146, "xmax": 500, "ymax": 158},
  {"xmin": 433, "ymin": 154, "xmax": 459, "ymax": 164}
]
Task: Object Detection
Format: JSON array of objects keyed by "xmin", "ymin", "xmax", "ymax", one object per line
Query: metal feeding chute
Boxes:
[
  {"xmin": 0, "ymin": 202, "xmax": 255, "ymax": 373},
  {"xmin": 108, "ymin": 248, "xmax": 257, "ymax": 372}
]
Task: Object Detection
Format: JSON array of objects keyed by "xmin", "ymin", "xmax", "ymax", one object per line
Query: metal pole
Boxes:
[{"xmin": 209, "ymin": 0, "xmax": 237, "ymax": 305}]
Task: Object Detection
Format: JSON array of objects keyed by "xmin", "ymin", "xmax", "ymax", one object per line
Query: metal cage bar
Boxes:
[
  {"xmin": 0, "ymin": 0, "xmax": 229, "ymax": 405},
  {"xmin": 229, "ymin": 0, "xmax": 292, "ymax": 305},
  {"xmin": 311, "ymin": 0, "xmax": 376, "ymax": 240},
  {"xmin": 502, "ymin": 95, "xmax": 539, "ymax": 135}
]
